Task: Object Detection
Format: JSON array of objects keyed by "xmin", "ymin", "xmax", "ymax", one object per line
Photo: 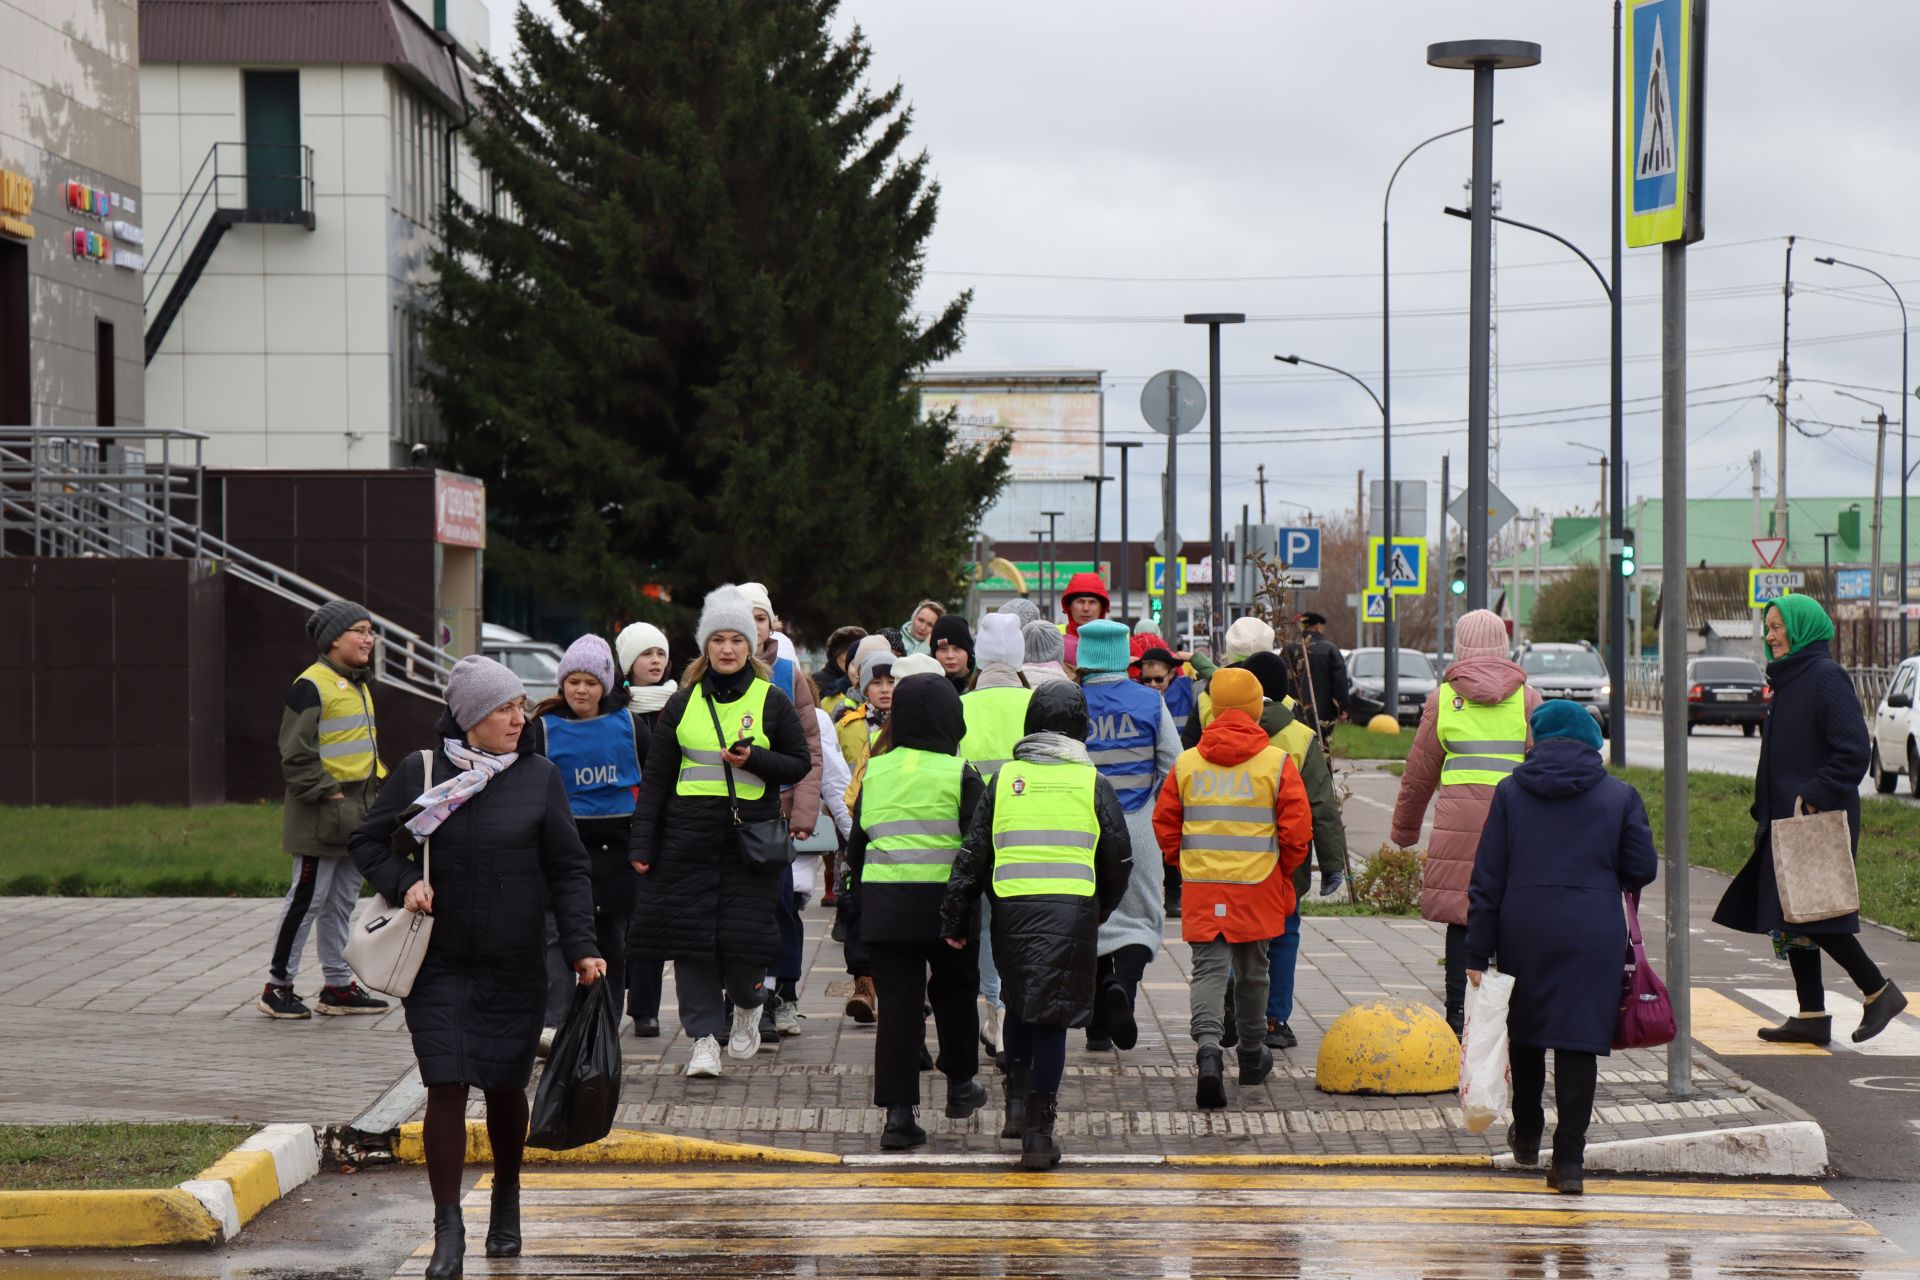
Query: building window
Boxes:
[
  {"xmin": 243, "ymin": 70, "xmax": 303, "ymax": 212},
  {"xmin": 392, "ymin": 304, "xmax": 441, "ymax": 459},
  {"xmin": 94, "ymin": 320, "xmax": 114, "ymax": 428},
  {"xmin": 0, "ymin": 240, "xmax": 26, "ymax": 424},
  {"xmin": 390, "ymin": 77, "xmax": 449, "ymax": 230}
]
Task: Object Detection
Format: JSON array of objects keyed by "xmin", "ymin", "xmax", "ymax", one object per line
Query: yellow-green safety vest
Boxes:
[
  {"xmin": 859, "ymin": 748, "xmax": 967, "ymax": 885},
  {"xmin": 676, "ymin": 679, "xmax": 773, "ymax": 799},
  {"xmin": 958, "ymin": 685, "xmax": 1032, "ymax": 781},
  {"xmin": 990, "ymin": 759, "xmax": 1098, "ymax": 898},
  {"xmin": 298, "ymin": 661, "xmax": 386, "ymax": 783},
  {"xmin": 1435, "ymin": 680, "xmax": 1527, "ymax": 786}
]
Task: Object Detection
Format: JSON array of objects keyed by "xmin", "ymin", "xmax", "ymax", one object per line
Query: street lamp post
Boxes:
[
  {"xmin": 1426, "ymin": 39, "xmax": 1542, "ymax": 612},
  {"xmin": 1107, "ymin": 441, "xmax": 1142, "ymax": 625},
  {"xmin": 1042, "ymin": 510, "xmax": 1065, "ymax": 620},
  {"xmin": 1084, "ymin": 473, "xmax": 1112, "ymax": 590},
  {"xmin": 1185, "ymin": 313, "xmax": 1246, "ymax": 655},
  {"xmin": 1816, "ymin": 256, "xmax": 1910, "ymax": 656}
]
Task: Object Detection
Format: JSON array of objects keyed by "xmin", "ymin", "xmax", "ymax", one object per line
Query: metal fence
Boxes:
[{"xmin": 1624, "ymin": 656, "xmax": 1895, "ymax": 717}]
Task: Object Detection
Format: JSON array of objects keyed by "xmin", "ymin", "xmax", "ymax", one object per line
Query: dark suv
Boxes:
[{"xmin": 1684, "ymin": 656, "xmax": 1768, "ymax": 736}]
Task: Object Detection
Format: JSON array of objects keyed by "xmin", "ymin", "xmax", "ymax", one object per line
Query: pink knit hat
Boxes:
[{"xmin": 1452, "ymin": 609, "xmax": 1509, "ymax": 662}]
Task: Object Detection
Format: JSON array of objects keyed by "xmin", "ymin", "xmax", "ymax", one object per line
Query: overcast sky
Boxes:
[{"xmin": 490, "ymin": 2, "xmax": 1920, "ymax": 548}]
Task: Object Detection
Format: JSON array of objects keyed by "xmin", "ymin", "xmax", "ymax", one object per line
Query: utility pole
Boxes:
[
  {"xmin": 1355, "ymin": 469, "xmax": 1366, "ymax": 645},
  {"xmin": 1256, "ymin": 463, "xmax": 1268, "ymax": 525},
  {"xmin": 1438, "ymin": 452, "xmax": 1451, "ymax": 657},
  {"xmin": 1597, "ymin": 455, "xmax": 1610, "ymax": 646},
  {"xmin": 1042, "ymin": 510, "xmax": 1065, "ymax": 620},
  {"xmin": 1874, "ymin": 411, "xmax": 1888, "ymax": 666},
  {"xmin": 1774, "ymin": 236, "xmax": 1795, "ymax": 545},
  {"xmin": 1816, "ymin": 531, "xmax": 1838, "ymax": 612},
  {"xmin": 1084, "ymin": 473, "xmax": 1111, "ymax": 590},
  {"xmin": 1107, "ymin": 441, "xmax": 1141, "ymax": 626},
  {"xmin": 1030, "ymin": 528, "xmax": 1048, "ymax": 613},
  {"xmin": 1750, "ymin": 450, "xmax": 1765, "ymax": 665},
  {"xmin": 1185, "ymin": 313, "xmax": 1245, "ymax": 654}
]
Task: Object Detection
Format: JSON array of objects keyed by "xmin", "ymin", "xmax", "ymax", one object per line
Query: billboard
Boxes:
[{"xmin": 919, "ymin": 382, "xmax": 1102, "ymax": 482}]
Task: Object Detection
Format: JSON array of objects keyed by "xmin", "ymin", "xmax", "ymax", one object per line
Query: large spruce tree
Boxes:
[{"xmin": 424, "ymin": 0, "xmax": 1007, "ymax": 639}]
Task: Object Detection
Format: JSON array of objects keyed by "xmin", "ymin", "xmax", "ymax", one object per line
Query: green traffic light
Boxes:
[
  {"xmin": 1449, "ymin": 579, "xmax": 1467, "ymax": 596},
  {"xmin": 1620, "ymin": 558, "xmax": 1637, "ymax": 578}
]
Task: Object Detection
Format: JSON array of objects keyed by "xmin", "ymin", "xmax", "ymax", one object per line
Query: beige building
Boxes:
[{"xmin": 0, "ymin": 0, "xmax": 146, "ymax": 427}]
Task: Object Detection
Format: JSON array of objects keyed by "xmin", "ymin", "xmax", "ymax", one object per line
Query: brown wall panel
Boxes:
[
  {"xmin": 36, "ymin": 590, "xmax": 114, "ymax": 669},
  {"xmin": 0, "ymin": 588, "xmax": 30, "ymax": 666},
  {"xmin": 34, "ymin": 745, "xmax": 118, "ymax": 805},
  {"xmin": 36, "ymin": 676, "xmax": 115, "ymax": 746},
  {"xmin": 115, "ymin": 749, "xmax": 189, "ymax": 806},
  {"xmin": 294, "ymin": 478, "xmax": 368, "ymax": 541},
  {"xmin": 0, "ymin": 744, "xmax": 31, "ymax": 806},
  {"xmin": 114, "ymin": 666, "xmax": 188, "ymax": 740}
]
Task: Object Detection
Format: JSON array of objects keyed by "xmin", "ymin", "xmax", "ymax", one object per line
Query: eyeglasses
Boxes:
[{"xmin": 345, "ymin": 625, "xmax": 376, "ymax": 637}]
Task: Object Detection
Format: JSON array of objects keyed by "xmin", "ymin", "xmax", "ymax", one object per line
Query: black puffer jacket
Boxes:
[
  {"xmin": 521, "ymin": 703, "xmax": 649, "ymax": 918},
  {"xmin": 940, "ymin": 683, "xmax": 1131, "ymax": 1028},
  {"xmin": 350, "ymin": 717, "xmax": 598, "ymax": 1090},
  {"xmin": 626, "ymin": 667, "xmax": 811, "ymax": 967}
]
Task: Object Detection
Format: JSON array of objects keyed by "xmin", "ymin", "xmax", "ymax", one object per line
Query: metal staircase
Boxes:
[
  {"xmin": 143, "ymin": 143, "xmax": 317, "ymax": 364},
  {"xmin": 0, "ymin": 429, "xmax": 455, "ymax": 700}
]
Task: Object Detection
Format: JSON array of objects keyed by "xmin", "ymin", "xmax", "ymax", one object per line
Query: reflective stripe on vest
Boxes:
[
  {"xmin": 1436, "ymin": 681, "xmax": 1527, "ymax": 786},
  {"xmin": 860, "ymin": 747, "xmax": 966, "ymax": 885},
  {"xmin": 299, "ymin": 662, "xmax": 385, "ymax": 783},
  {"xmin": 1084, "ymin": 678, "xmax": 1165, "ymax": 813},
  {"xmin": 1172, "ymin": 744, "xmax": 1285, "ymax": 885},
  {"xmin": 676, "ymin": 680, "xmax": 773, "ymax": 798},
  {"xmin": 959, "ymin": 685, "xmax": 1033, "ymax": 783},
  {"xmin": 989, "ymin": 760, "xmax": 1099, "ymax": 898}
]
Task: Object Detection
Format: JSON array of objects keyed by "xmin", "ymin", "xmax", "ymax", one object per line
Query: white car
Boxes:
[
  {"xmin": 481, "ymin": 623, "xmax": 565, "ymax": 706},
  {"xmin": 1870, "ymin": 657, "xmax": 1920, "ymax": 794}
]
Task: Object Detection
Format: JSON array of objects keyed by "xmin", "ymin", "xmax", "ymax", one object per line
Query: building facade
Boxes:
[
  {"xmin": 0, "ymin": 0, "xmax": 146, "ymax": 427},
  {"xmin": 139, "ymin": 0, "xmax": 487, "ymax": 468}
]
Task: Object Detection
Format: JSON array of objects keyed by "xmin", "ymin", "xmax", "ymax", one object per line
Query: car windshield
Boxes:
[
  {"xmin": 499, "ymin": 648, "xmax": 560, "ymax": 681},
  {"xmin": 1521, "ymin": 649, "xmax": 1608, "ymax": 678},
  {"xmin": 1692, "ymin": 659, "xmax": 1763, "ymax": 682},
  {"xmin": 1350, "ymin": 650, "xmax": 1436, "ymax": 681}
]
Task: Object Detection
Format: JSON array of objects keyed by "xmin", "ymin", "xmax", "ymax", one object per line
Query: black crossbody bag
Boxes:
[{"xmin": 702, "ymin": 685, "xmax": 793, "ymax": 872}]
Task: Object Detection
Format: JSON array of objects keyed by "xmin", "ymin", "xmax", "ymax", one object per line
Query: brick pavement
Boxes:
[{"xmin": 0, "ymin": 764, "xmax": 1808, "ymax": 1159}]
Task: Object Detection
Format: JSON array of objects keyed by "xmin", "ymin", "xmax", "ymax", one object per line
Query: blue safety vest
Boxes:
[
  {"xmin": 543, "ymin": 712, "xmax": 640, "ymax": 818},
  {"xmin": 1161, "ymin": 674, "xmax": 1196, "ymax": 737},
  {"xmin": 1083, "ymin": 678, "xmax": 1164, "ymax": 813}
]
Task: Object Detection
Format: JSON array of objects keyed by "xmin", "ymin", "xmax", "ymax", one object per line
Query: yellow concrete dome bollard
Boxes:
[
  {"xmin": 1366, "ymin": 713, "xmax": 1402, "ymax": 735},
  {"xmin": 1314, "ymin": 1001, "xmax": 1461, "ymax": 1096}
]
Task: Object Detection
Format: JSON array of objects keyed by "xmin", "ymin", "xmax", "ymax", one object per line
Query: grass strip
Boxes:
[
  {"xmin": 0, "ymin": 804, "xmax": 287, "ymax": 896},
  {"xmin": 1327, "ymin": 723, "xmax": 1413, "ymax": 762},
  {"xmin": 0, "ymin": 1123, "xmax": 255, "ymax": 1191}
]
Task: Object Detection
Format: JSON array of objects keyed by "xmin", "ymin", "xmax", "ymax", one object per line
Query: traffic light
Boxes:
[
  {"xmin": 1620, "ymin": 530, "xmax": 1637, "ymax": 577},
  {"xmin": 1149, "ymin": 596, "xmax": 1164, "ymax": 623},
  {"xmin": 1449, "ymin": 554, "xmax": 1467, "ymax": 596}
]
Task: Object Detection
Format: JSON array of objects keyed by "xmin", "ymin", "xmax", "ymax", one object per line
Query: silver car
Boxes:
[
  {"xmin": 1347, "ymin": 647, "xmax": 1439, "ymax": 727},
  {"xmin": 1515, "ymin": 641, "xmax": 1611, "ymax": 737}
]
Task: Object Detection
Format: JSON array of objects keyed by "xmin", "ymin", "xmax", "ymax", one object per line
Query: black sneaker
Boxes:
[
  {"xmin": 631, "ymin": 1016, "xmax": 661, "ymax": 1038},
  {"xmin": 257, "ymin": 984, "xmax": 311, "ymax": 1019},
  {"xmin": 317, "ymin": 982, "xmax": 390, "ymax": 1015},
  {"xmin": 1263, "ymin": 1018, "xmax": 1298, "ymax": 1050}
]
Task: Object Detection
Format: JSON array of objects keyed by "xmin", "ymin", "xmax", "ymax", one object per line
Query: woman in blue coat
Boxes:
[
  {"xmin": 1466, "ymin": 701, "xmax": 1658, "ymax": 1196},
  {"xmin": 1713, "ymin": 595, "xmax": 1907, "ymax": 1044}
]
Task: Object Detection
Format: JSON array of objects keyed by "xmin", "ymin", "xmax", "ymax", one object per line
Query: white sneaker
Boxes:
[
  {"xmin": 727, "ymin": 1002, "xmax": 762, "ymax": 1059},
  {"xmin": 980, "ymin": 1002, "xmax": 1004, "ymax": 1053},
  {"xmin": 537, "ymin": 1026, "xmax": 557, "ymax": 1059},
  {"xmin": 773, "ymin": 999, "xmax": 804, "ymax": 1037},
  {"xmin": 686, "ymin": 1035, "xmax": 722, "ymax": 1078}
]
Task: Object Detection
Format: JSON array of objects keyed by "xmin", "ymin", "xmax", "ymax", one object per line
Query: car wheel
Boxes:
[
  {"xmin": 1743, "ymin": 724, "xmax": 1757, "ymax": 739},
  {"xmin": 1874, "ymin": 744, "xmax": 1900, "ymax": 794},
  {"xmin": 1909, "ymin": 742, "xmax": 1920, "ymax": 798}
]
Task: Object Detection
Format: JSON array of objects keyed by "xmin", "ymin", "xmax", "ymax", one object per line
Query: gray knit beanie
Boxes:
[
  {"xmin": 307, "ymin": 599, "xmax": 370, "ymax": 652},
  {"xmin": 858, "ymin": 648, "xmax": 896, "ymax": 694},
  {"xmin": 447, "ymin": 654, "xmax": 527, "ymax": 732},
  {"xmin": 695, "ymin": 585, "xmax": 760, "ymax": 654},
  {"xmin": 1022, "ymin": 619, "xmax": 1065, "ymax": 666},
  {"xmin": 999, "ymin": 597, "xmax": 1042, "ymax": 627}
]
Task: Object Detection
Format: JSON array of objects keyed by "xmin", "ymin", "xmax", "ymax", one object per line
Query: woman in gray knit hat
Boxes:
[
  {"xmin": 351, "ymin": 653, "xmax": 604, "ymax": 1276},
  {"xmin": 626, "ymin": 586, "xmax": 813, "ymax": 1079}
]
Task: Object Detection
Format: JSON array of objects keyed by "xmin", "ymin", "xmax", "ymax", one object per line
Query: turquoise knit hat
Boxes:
[
  {"xmin": 1531, "ymin": 699, "xmax": 1602, "ymax": 751},
  {"xmin": 1074, "ymin": 619, "xmax": 1132, "ymax": 673}
]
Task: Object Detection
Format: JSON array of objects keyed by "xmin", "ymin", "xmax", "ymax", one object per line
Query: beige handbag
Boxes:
[
  {"xmin": 346, "ymin": 750, "xmax": 436, "ymax": 997},
  {"xmin": 1771, "ymin": 796, "xmax": 1860, "ymax": 925}
]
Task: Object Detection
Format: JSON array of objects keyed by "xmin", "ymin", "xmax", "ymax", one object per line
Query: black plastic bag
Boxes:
[{"xmin": 527, "ymin": 978, "xmax": 622, "ymax": 1150}]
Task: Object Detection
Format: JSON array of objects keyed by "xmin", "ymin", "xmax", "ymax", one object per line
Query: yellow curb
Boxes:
[
  {"xmin": 195, "ymin": 1146, "xmax": 283, "ymax": 1224},
  {"xmin": 391, "ymin": 1122, "xmax": 842, "ymax": 1166},
  {"xmin": 1166, "ymin": 1154, "xmax": 1495, "ymax": 1169},
  {"xmin": 0, "ymin": 1187, "xmax": 218, "ymax": 1249}
]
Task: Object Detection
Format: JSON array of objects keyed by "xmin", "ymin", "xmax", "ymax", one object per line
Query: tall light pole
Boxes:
[
  {"xmin": 1185, "ymin": 313, "xmax": 1245, "ymax": 653},
  {"xmin": 1427, "ymin": 39, "xmax": 1542, "ymax": 612},
  {"xmin": 1817, "ymin": 256, "xmax": 1909, "ymax": 656},
  {"xmin": 1042, "ymin": 510, "xmax": 1065, "ymax": 621},
  {"xmin": 1030, "ymin": 528, "xmax": 1047, "ymax": 613},
  {"xmin": 1382, "ymin": 120, "xmax": 1496, "ymax": 718},
  {"xmin": 1083, "ymin": 473, "xmax": 1112, "ymax": 590},
  {"xmin": 1107, "ymin": 441, "xmax": 1142, "ymax": 625}
]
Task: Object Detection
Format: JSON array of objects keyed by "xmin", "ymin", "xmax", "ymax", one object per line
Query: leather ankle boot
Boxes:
[
  {"xmin": 425, "ymin": 1204, "xmax": 464, "ymax": 1278},
  {"xmin": 1019, "ymin": 1091, "xmax": 1061, "ymax": 1170},
  {"xmin": 1854, "ymin": 983, "xmax": 1908, "ymax": 1044},
  {"xmin": 484, "ymin": 1178, "xmax": 521, "ymax": 1258},
  {"xmin": 881, "ymin": 1104, "xmax": 926, "ymax": 1150},
  {"xmin": 1000, "ymin": 1065, "xmax": 1028, "ymax": 1139},
  {"xmin": 1757, "ymin": 1014, "xmax": 1832, "ymax": 1045}
]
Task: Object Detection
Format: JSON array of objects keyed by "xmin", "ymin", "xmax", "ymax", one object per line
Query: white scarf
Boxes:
[
  {"xmin": 628, "ymin": 679, "xmax": 678, "ymax": 714},
  {"xmin": 404, "ymin": 738, "xmax": 517, "ymax": 839}
]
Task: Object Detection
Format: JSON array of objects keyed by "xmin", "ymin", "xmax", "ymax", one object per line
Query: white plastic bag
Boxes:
[
  {"xmin": 791, "ymin": 853, "xmax": 822, "ymax": 899},
  {"xmin": 1458, "ymin": 969, "xmax": 1516, "ymax": 1134}
]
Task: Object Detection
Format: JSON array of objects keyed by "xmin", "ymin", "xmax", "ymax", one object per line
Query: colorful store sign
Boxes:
[
  {"xmin": 71, "ymin": 228, "xmax": 108, "ymax": 261},
  {"xmin": 434, "ymin": 472, "xmax": 486, "ymax": 548},
  {"xmin": 66, "ymin": 180, "xmax": 110, "ymax": 218},
  {"xmin": 0, "ymin": 168, "xmax": 31, "ymax": 240}
]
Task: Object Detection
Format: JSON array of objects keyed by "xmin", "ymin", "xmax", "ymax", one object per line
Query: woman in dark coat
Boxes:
[
  {"xmin": 625, "ymin": 586, "xmax": 811, "ymax": 1078},
  {"xmin": 351, "ymin": 654, "xmax": 603, "ymax": 1277},
  {"xmin": 1466, "ymin": 700, "xmax": 1657, "ymax": 1196},
  {"xmin": 1713, "ymin": 594, "xmax": 1908, "ymax": 1044},
  {"xmin": 940, "ymin": 680, "xmax": 1131, "ymax": 1168}
]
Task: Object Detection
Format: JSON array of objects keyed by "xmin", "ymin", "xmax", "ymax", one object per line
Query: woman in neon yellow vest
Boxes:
[
  {"xmin": 940, "ymin": 681, "xmax": 1132, "ymax": 1169},
  {"xmin": 846, "ymin": 672, "xmax": 991, "ymax": 1151},
  {"xmin": 625, "ymin": 586, "xmax": 812, "ymax": 1079}
]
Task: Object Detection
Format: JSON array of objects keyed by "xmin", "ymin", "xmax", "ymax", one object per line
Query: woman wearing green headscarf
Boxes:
[{"xmin": 1713, "ymin": 594, "xmax": 1908, "ymax": 1044}]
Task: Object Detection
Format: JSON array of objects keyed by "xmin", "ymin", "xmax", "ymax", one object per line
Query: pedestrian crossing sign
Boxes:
[
  {"xmin": 1362, "ymin": 591, "xmax": 1390, "ymax": 623},
  {"xmin": 1367, "ymin": 536, "xmax": 1427, "ymax": 595},
  {"xmin": 1625, "ymin": 0, "xmax": 1698, "ymax": 247},
  {"xmin": 1146, "ymin": 556, "xmax": 1187, "ymax": 597}
]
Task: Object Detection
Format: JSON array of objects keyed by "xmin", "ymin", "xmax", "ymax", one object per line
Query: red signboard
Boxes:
[{"xmin": 434, "ymin": 472, "xmax": 486, "ymax": 548}]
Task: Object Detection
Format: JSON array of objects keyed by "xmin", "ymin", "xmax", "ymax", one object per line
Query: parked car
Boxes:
[
  {"xmin": 481, "ymin": 622, "xmax": 565, "ymax": 706},
  {"xmin": 1684, "ymin": 656, "xmax": 1768, "ymax": 737},
  {"xmin": 1346, "ymin": 647, "xmax": 1439, "ymax": 727},
  {"xmin": 1513, "ymin": 641, "xmax": 1611, "ymax": 737},
  {"xmin": 1870, "ymin": 656, "xmax": 1920, "ymax": 795}
]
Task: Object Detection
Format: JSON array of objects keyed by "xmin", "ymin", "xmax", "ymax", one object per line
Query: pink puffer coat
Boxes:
[{"xmin": 1390, "ymin": 655, "xmax": 1541, "ymax": 926}]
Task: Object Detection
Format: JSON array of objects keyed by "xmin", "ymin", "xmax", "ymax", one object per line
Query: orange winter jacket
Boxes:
[{"xmin": 1152, "ymin": 708, "xmax": 1312, "ymax": 943}]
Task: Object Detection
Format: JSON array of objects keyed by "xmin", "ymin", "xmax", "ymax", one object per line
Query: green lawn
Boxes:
[
  {"xmin": 0, "ymin": 1123, "xmax": 253, "ymax": 1190},
  {"xmin": 1327, "ymin": 722, "xmax": 1413, "ymax": 762},
  {"xmin": 0, "ymin": 804, "xmax": 288, "ymax": 896}
]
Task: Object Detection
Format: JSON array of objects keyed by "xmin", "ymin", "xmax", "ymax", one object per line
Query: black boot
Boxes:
[
  {"xmin": 999, "ymin": 1065, "xmax": 1029, "ymax": 1139},
  {"xmin": 1446, "ymin": 1005, "xmax": 1465, "ymax": 1039},
  {"xmin": 881, "ymin": 1104, "xmax": 927, "ymax": 1150},
  {"xmin": 1019, "ymin": 1092, "xmax": 1061, "ymax": 1170},
  {"xmin": 484, "ymin": 1178, "xmax": 521, "ymax": 1258},
  {"xmin": 1546, "ymin": 1159, "xmax": 1585, "ymax": 1195},
  {"xmin": 946, "ymin": 1076, "xmax": 988, "ymax": 1120},
  {"xmin": 1221, "ymin": 981, "xmax": 1239, "ymax": 1049},
  {"xmin": 1102, "ymin": 981, "xmax": 1138, "ymax": 1052},
  {"xmin": 1506, "ymin": 1122, "xmax": 1541, "ymax": 1167},
  {"xmin": 425, "ymin": 1204, "xmax": 464, "ymax": 1278},
  {"xmin": 1854, "ymin": 983, "xmax": 1909, "ymax": 1044},
  {"xmin": 1196, "ymin": 1045, "xmax": 1227, "ymax": 1110},
  {"xmin": 1757, "ymin": 1014, "xmax": 1832, "ymax": 1045},
  {"xmin": 1237, "ymin": 1043, "xmax": 1274, "ymax": 1087}
]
